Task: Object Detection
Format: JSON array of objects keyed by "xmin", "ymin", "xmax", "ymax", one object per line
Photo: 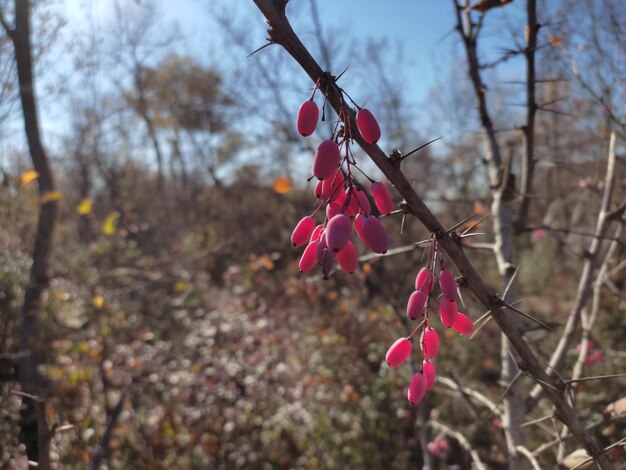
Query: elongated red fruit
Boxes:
[
  {"xmin": 337, "ymin": 240, "xmax": 358, "ymax": 273},
  {"xmin": 354, "ymin": 213, "xmax": 368, "ymax": 247},
  {"xmin": 299, "ymin": 241, "xmax": 319, "ymax": 272},
  {"xmin": 310, "ymin": 224, "xmax": 323, "ymax": 243},
  {"xmin": 407, "ymin": 372, "xmax": 427, "ymax": 405},
  {"xmin": 440, "ymin": 298, "xmax": 458, "ymax": 327},
  {"xmin": 313, "ymin": 140, "xmax": 341, "ymax": 180},
  {"xmin": 407, "ymin": 290, "xmax": 427, "ymax": 320},
  {"xmin": 420, "ymin": 327, "xmax": 439, "ymax": 359},
  {"xmin": 297, "ymin": 100, "xmax": 319, "ymax": 137},
  {"xmin": 326, "ymin": 202, "xmax": 343, "ymax": 220},
  {"xmin": 321, "ymin": 170, "xmax": 345, "ymax": 201},
  {"xmin": 422, "ymin": 361, "xmax": 436, "ymax": 391},
  {"xmin": 439, "ymin": 269, "xmax": 457, "ymax": 300},
  {"xmin": 362, "ymin": 216, "xmax": 388, "ymax": 254},
  {"xmin": 415, "ymin": 268, "xmax": 433, "ymax": 294},
  {"xmin": 452, "ymin": 312, "xmax": 474, "ymax": 335},
  {"xmin": 316, "ymin": 235, "xmax": 328, "ymax": 264},
  {"xmin": 386, "ymin": 337, "xmax": 412, "ymax": 367},
  {"xmin": 347, "ymin": 188, "xmax": 371, "ymax": 215},
  {"xmin": 291, "ymin": 216, "xmax": 316, "ymax": 247},
  {"xmin": 371, "ymin": 181, "xmax": 393, "ymax": 215},
  {"xmin": 325, "ymin": 214, "xmax": 352, "ymax": 252},
  {"xmin": 314, "ymin": 180, "xmax": 324, "ymax": 199},
  {"xmin": 356, "ymin": 108, "xmax": 381, "ymax": 144}
]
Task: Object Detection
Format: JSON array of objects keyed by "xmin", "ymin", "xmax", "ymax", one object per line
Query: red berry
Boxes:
[
  {"xmin": 440, "ymin": 298, "xmax": 458, "ymax": 327},
  {"xmin": 316, "ymin": 235, "xmax": 328, "ymax": 264},
  {"xmin": 415, "ymin": 268, "xmax": 433, "ymax": 294},
  {"xmin": 337, "ymin": 240, "xmax": 358, "ymax": 273},
  {"xmin": 297, "ymin": 100, "xmax": 319, "ymax": 137},
  {"xmin": 420, "ymin": 327, "xmax": 439, "ymax": 359},
  {"xmin": 407, "ymin": 372, "xmax": 427, "ymax": 405},
  {"xmin": 321, "ymin": 170, "xmax": 345, "ymax": 201},
  {"xmin": 310, "ymin": 224, "xmax": 323, "ymax": 243},
  {"xmin": 452, "ymin": 312, "xmax": 474, "ymax": 335},
  {"xmin": 422, "ymin": 361, "xmax": 436, "ymax": 391},
  {"xmin": 407, "ymin": 290, "xmax": 427, "ymax": 320},
  {"xmin": 299, "ymin": 241, "xmax": 319, "ymax": 272},
  {"xmin": 291, "ymin": 216, "xmax": 316, "ymax": 247},
  {"xmin": 356, "ymin": 108, "xmax": 381, "ymax": 144},
  {"xmin": 354, "ymin": 213, "xmax": 368, "ymax": 247},
  {"xmin": 385, "ymin": 337, "xmax": 412, "ymax": 367},
  {"xmin": 438, "ymin": 269, "xmax": 457, "ymax": 300},
  {"xmin": 326, "ymin": 202, "xmax": 343, "ymax": 220},
  {"xmin": 314, "ymin": 180, "xmax": 324, "ymax": 199},
  {"xmin": 371, "ymin": 181, "xmax": 393, "ymax": 215},
  {"xmin": 361, "ymin": 216, "xmax": 388, "ymax": 253},
  {"xmin": 325, "ymin": 214, "xmax": 352, "ymax": 252},
  {"xmin": 313, "ymin": 140, "xmax": 341, "ymax": 180}
]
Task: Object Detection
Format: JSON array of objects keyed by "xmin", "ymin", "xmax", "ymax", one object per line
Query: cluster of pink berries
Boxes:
[
  {"xmin": 427, "ymin": 436, "xmax": 449, "ymax": 459},
  {"xmin": 386, "ymin": 241, "xmax": 475, "ymax": 406},
  {"xmin": 577, "ymin": 341, "xmax": 604, "ymax": 366},
  {"xmin": 290, "ymin": 80, "xmax": 393, "ymax": 279}
]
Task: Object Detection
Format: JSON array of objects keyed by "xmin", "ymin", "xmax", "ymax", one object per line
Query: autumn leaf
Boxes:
[
  {"xmin": 76, "ymin": 198, "xmax": 92, "ymax": 215},
  {"xmin": 102, "ymin": 211, "xmax": 120, "ymax": 235},
  {"xmin": 549, "ymin": 34, "xmax": 563, "ymax": 47},
  {"xmin": 92, "ymin": 295, "xmax": 104, "ymax": 309},
  {"xmin": 473, "ymin": 202, "xmax": 485, "ymax": 215},
  {"xmin": 20, "ymin": 170, "xmax": 39, "ymax": 188},
  {"xmin": 272, "ymin": 177, "xmax": 292, "ymax": 194},
  {"xmin": 41, "ymin": 191, "xmax": 63, "ymax": 203}
]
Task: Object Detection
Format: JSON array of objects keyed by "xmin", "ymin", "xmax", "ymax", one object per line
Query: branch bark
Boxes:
[
  {"xmin": 250, "ymin": 1, "xmax": 612, "ymax": 467},
  {"xmin": 6, "ymin": 1, "xmax": 58, "ymax": 467}
]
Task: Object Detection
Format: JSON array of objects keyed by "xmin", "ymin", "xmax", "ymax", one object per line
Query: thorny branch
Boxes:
[{"xmin": 250, "ymin": 1, "xmax": 613, "ymax": 467}]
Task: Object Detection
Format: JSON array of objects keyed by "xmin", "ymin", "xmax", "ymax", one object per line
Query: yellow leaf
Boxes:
[
  {"xmin": 102, "ymin": 211, "xmax": 119, "ymax": 235},
  {"xmin": 20, "ymin": 170, "xmax": 39, "ymax": 188},
  {"xmin": 174, "ymin": 281, "xmax": 189, "ymax": 293},
  {"xmin": 272, "ymin": 177, "xmax": 292, "ymax": 194},
  {"xmin": 76, "ymin": 198, "xmax": 92, "ymax": 215},
  {"xmin": 41, "ymin": 191, "xmax": 63, "ymax": 203},
  {"xmin": 92, "ymin": 295, "xmax": 104, "ymax": 309}
]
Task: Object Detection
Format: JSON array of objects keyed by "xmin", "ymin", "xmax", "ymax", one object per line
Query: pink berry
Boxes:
[
  {"xmin": 407, "ymin": 290, "xmax": 427, "ymax": 320},
  {"xmin": 313, "ymin": 140, "xmax": 341, "ymax": 180},
  {"xmin": 297, "ymin": 100, "xmax": 319, "ymax": 137},
  {"xmin": 326, "ymin": 202, "xmax": 343, "ymax": 220},
  {"xmin": 314, "ymin": 180, "xmax": 324, "ymax": 199},
  {"xmin": 439, "ymin": 299, "xmax": 458, "ymax": 327},
  {"xmin": 370, "ymin": 181, "xmax": 393, "ymax": 215},
  {"xmin": 321, "ymin": 170, "xmax": 345, "ymax": 201},
  {"xmin": 407, "ymin": 372, "xmax": 427, "ymax": 405},
  {"xmin": 299, "ymin": 241, "xmax": 319, "ymax": 272},
  {"xmin": 354, "ymin": 188, "xmax": 371, "ymax": 215},
  {"xmin": 310, "ymin": 224, "xmax": 323, "ymax": 243},
  {"xmin": 422, "ymin": 361, "xmax": 436, "ymax": 391},
  {"xmin": 420, "ymin": 327, "xmax": 439, "ymax": 359},
  {"xmin": 291, "ymin": 216, "xmax": 316, "ymax": 247},
  {"xmin": 337, "ymin": 240, "xmax": 358, "ymax": 273},
  {"xmin": 438, "ymin": 269, "xmax": 457, "ymax": 300},
  {"xmin": 361, "ymin": 216, "xmax": 388, "ymax": 254},
  {"xmin": 325, "ymin": 214, "xmax": 352, "ymax": 252},
  {"xmin": 316, "ymin": 235, "xmax": 328, "ymax": 264},
  {"xmin": 427, "ymin": 441, "xmax": 443, "ymax": 458},
  {"xmin": 415, "ymin": 268, "xmax": 433, "ymax": 294},
  {"xmin": 385, "ymin": 337, "xmax": 412, "ymax": 367},
  {"xmin": 354, "ymin": 213, "xmax": 368, "ymax": 247},
  {"xmin": 452, "ymin": 312, "xmax": 474, "ymax": 335},
  {"xmin": 356, "ymin": 108, "xmax": 381, "ymax": 144}
]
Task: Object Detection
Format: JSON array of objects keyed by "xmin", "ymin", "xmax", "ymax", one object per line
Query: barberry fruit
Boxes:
[
  {"xmin": 371, "ymin": 181, "xmax": 393, "ymax": 215},
  {"xmin": 407, "ymin": 372, "xmax": 427, "ymax": 405},
  {"xmin": 451, "ymin": 312, "xmax": 474, "ymax": 335},
  {"xmin": 337, "ymin": 240, "xmax": 358, "ymax": 273},
  {"xmin": 385, "ymin": 337, "xmax": 412, "ymax": 367},
  {"xmin": 313, "ymin": 140, "xmax": 341, "ymax": 180},
  {"xmin": 297, "ymin": 100, "xmax": 319, "ymax": 137},
  {"xmin": 439, "ymin": 298, "xmax": 458, "ymax": 327},
  {"xmin": 325, "ymin": 213, "xmax": 353, "ymax": 252},
  {"xmin": 356, "ymin": 108, "xmax": 381, "ymax": 144},
  {"xmin": 291, "ymin": 216, "xmax": 316, "ymax": 247},
  {"xmin": 420, "ymin": 327, "xmax": 439, "ymax": 359},
  {"xmin": 407, "ymin": 290, "xmax": 427, "ymax": 320},
  {"xmin": 438, "ymin": 269, "xmax": 457, "ymax": 301}
]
